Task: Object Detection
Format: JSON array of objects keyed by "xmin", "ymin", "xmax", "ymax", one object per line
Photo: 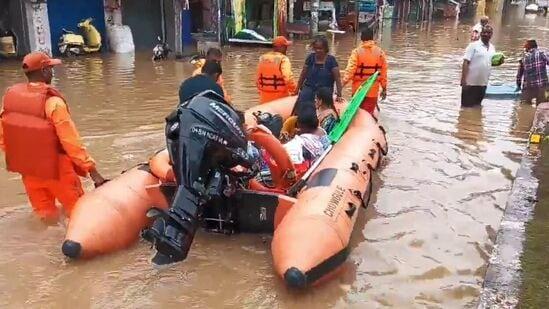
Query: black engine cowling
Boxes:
[{"xmin": 142, "ymin": 91, "xmax": 255, "ymax": 264}]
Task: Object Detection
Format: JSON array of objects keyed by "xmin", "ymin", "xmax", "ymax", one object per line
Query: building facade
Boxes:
[{"xmin": 1, "ymin": 0, "xmax": 52, "ymax": 57}]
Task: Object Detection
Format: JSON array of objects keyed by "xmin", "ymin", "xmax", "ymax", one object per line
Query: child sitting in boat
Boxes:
[
  {"xmin": 280, "ymin": 88, "xmax": 339, "ymax": 141},
  {"xmin": 280, "ymin": 115, "xmax": 298, "ymax": 142},
  {"xmin": 247, "ymin": 104, "xmax": 329, "ymax": 184},
  {"xmin": 315, "ymin": 87, "xmax": 339, "ymax": 134},
  {"xmin": 283, "ymin": 104, "xmax": 330, "ymax": 175}
]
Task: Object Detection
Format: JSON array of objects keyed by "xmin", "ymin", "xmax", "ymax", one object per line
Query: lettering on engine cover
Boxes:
[
  {"xmin": 191, "ymin": 126, "xmax": 228, "ymax": 145},
  {"xmin": 209, "ymin": 102, "xmax": 245, "ymax": 138}
]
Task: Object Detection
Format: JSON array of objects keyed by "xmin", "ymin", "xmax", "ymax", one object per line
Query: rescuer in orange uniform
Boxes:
[
  {"xmin": 343, "ymin": 28, "xmax": 388, "ymax": 114},
  {"xmin": 192, "ymin": 48, "xmax": 231, "ymax": 103},
  {"xmin": 256, "ymin": 36, "xmax": 298, "ymax": 104},
  {"xmin": 0, "ymin": 52, "xmax": 106, "ymax": 221}
]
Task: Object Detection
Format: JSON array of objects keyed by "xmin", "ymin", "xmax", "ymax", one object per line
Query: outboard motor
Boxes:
[{"xmin": 142, "ymin": 91, "xmax": 256, "ymax": 264}]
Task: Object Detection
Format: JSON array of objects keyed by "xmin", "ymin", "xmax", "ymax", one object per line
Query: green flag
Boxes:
[{"xmin": 329, "ymin": 72, "xmax": 380, "ymax": 143}]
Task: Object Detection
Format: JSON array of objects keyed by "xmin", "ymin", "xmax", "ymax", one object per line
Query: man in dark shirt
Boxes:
[{"xmin": 179, "ymin": 60, "xmax": 224, "ymax": 103}]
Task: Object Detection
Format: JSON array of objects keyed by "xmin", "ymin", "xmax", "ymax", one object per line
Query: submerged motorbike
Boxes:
[
  {"xmin": 58, "ymin": 18, "xmax": 102, "ymax": 56},
  {"xmin": 152, "ymin": 36, "xmax": 171, "ymax": 61},
  {"xmin": 142, "ymin": 91, "xmax": 261, "ymax": 264}
]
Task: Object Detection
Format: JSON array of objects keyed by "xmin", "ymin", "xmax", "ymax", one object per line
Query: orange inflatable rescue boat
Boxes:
[
  {"xmin": 245, "ymin": 96, "xmax": 387, "ymax": 288},
  {"xmin": 62, "ymin": 164, "xmax": 170, "ymax": 258},
  {"xmin": 62, "ymin": 91, "xmax": 387, "ymax": 288}
]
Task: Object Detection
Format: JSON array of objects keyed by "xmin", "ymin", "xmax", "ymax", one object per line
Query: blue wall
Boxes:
[{"xmin": 47, "ymin": 0, "xmax": 106, "ymax": 55}]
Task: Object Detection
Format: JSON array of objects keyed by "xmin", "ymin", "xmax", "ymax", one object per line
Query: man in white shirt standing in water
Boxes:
[{"xmin": 461, "ymin": 25, "xmax": 497, "ymax": 107}]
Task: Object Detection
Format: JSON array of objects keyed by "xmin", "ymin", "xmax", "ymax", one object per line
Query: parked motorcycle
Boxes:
[
  {"xmin": 58, "ymin": 18, "xmax": 102, "ymax": 56},
  {"xmin": 152, "ymin": 36, "xmax": 171, "ymax": 61}
]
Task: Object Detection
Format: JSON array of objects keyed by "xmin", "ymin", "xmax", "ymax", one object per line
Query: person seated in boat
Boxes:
[
  {"xmin": 250, "ymin": 104, "xmax": 329, "ymax": 182},
  {"xmin": 315, "ymin": 87, "xmax": 340, "ymax": 134},
  {"xmin": 179, "ymin": 60, "xmax": 225, "ymax": 104},
  {"xmin": 280, "ymin": 87, "xmax": 340, "ymax": 141},
  {"xmin": 283, "ymin": 104, "xmax": 330, "ymax": 175},
  {"xmin": 280, "ymin": 114, "xmax": 298, "ymax": 142}
]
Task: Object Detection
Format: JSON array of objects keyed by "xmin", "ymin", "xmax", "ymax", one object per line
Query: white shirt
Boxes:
[
  {"xmin": 463, "ymin": 40, "xmax": 496, "ymax": 86},
  {"xmin": 283, "ymin": 133, "xmax": 327, "ymax": 164}
]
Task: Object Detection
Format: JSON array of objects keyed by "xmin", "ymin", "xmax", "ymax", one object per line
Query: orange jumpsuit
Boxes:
[
  {"xmin": 0, "ymin": 84, "xmax": 96, "ymax": 220},
  {"xmin": 192, "ymin": 59, "xmax": 232, "ymax": 103},
  {"xmin": 343, "ymin": 41, "xmax": 388, "ymax": 114},
  {"xmin": 256, "ymin": 51, "xmax": 297, "ymax": 104}
]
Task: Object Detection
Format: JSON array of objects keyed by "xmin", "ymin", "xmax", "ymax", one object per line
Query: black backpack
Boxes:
[{"xmin": 253, "ymin": 111, "xmax": 283, "ymax": 137}]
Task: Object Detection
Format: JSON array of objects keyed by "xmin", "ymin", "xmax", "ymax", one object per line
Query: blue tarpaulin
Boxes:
[{"xmin": 485, "ymin": 83, "xmax": 521, "ymax": 99}]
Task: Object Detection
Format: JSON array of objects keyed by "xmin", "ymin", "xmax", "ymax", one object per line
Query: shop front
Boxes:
[
  {"xmin": 228, "ymin": 0, "xmax": 286, "ymax": 45},
  {"xmin": 0, "ymin": 0, "xmax": 26, "ymax": 57},
  {"xmin": 121, "ymin": 0, "xmax": 164, "ymax": 50}
]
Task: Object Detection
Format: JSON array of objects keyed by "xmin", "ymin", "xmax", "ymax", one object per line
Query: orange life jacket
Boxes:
[
  {"xmin": 1, "ymin": 83, "xmax": 65, "ymax": 179},
  {"xmin": 257, "ymin": 53, "xmax": 288, "ymax": 93},
  {"xmin": 354, "ymin": 45, "xmax": 383, "ymax": 82}
]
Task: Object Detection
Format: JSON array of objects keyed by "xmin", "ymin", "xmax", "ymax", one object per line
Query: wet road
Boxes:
[{"xmin": 0, "ymin": 6, "xmax": 547, "ymax": 308}]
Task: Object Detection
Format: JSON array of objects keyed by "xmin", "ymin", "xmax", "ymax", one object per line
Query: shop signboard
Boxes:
[
  {"xmin": 303, "ymin": 1, "xmax": 335, "ymax": 11},
  {"xmin": 357, "ymin": 0, "xmax": 376, "ymax": 23}
]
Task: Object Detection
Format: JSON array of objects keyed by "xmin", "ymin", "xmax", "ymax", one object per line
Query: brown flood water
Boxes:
[{"xmin": 0, "ymin": 7, "xmax": 547, "ymax": 308}]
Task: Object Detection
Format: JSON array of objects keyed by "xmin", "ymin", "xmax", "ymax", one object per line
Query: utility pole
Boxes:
[
  {"xmin": 160, "ymin": 0, "xmax": 166, "ymax": 42},
  {"xmin": 355, "ymin": 0, "xmax": 359, "ymax": 44},
  {"xmin": 289, "ymin": 0, "xmax": 294, "ymax": 23},
  {"xmin": 311, "ymin": 0, "xmax": 320, "ymax": 35},
  {"xmin": 174, "ymin": 0, "xmax": 183, "ymax": 57},
  {"xmin": 216, "ymin": 0, "xmax": 223, "ymax": 45}
]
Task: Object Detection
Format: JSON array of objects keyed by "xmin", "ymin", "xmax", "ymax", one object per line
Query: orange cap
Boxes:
[
  {"xmin": 273, "ymin": 36, "xmax": 292, "ymax": 47},
  {"xmin": 22, "ymin": 52, "xmax": 62, "ymax": 73}
]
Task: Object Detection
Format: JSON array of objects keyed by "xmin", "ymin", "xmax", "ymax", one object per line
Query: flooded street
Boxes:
[{"xmin": 0, "ymin": 6, "xmax": 548, "ymax": 308}]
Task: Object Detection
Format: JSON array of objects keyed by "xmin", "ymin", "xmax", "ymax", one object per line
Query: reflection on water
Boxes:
[
  {"xmin": 0, "ymin": 5, "xmax": 548, "ymax": 308},
  {"xmin": 455, "ymin": 107, "xmax": 485, "ymax": 146}
]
